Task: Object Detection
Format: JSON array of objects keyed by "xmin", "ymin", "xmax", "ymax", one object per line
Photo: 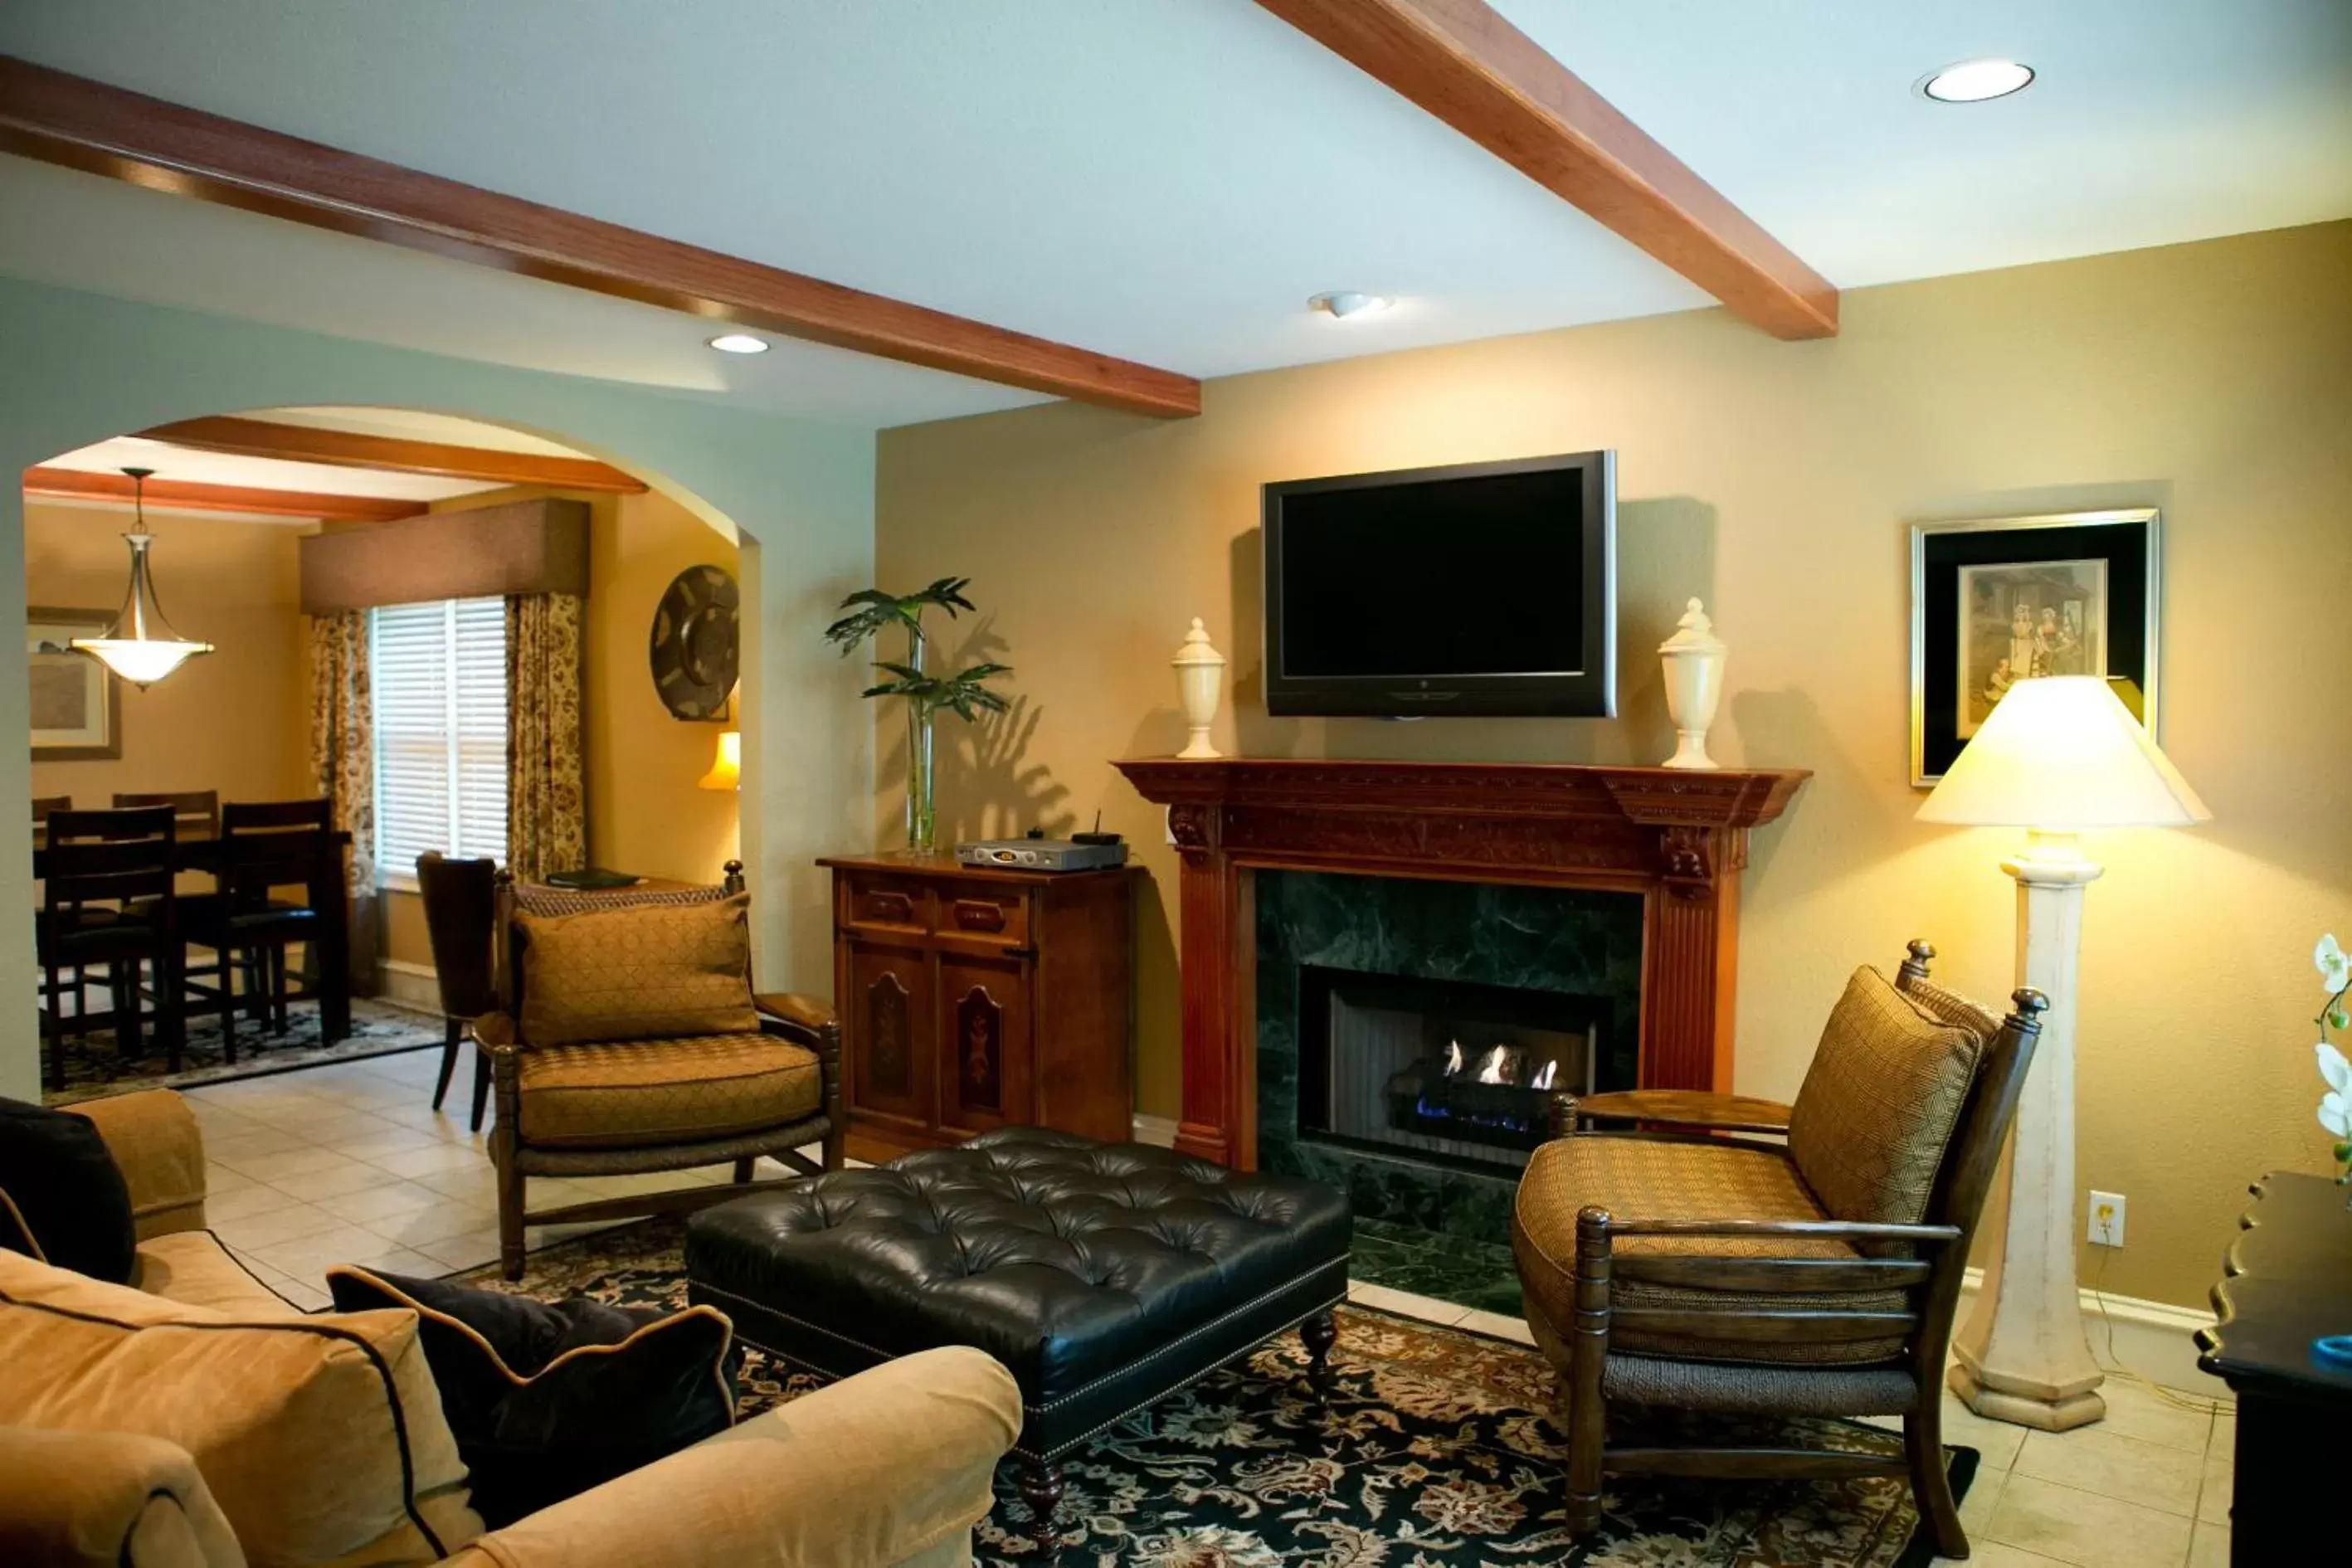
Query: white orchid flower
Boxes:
[
  {"xmin": 2317, "ymin": 934, "xmax": 2350, "ymax": 994},
  {"xmin": 2320, "ymin": 1043, "xmax": 2352, "ymax": 1138}
]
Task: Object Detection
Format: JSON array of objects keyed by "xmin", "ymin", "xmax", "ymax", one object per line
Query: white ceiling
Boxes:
[{"xmin": 0, "ymin": 1, "xmax": 2344, "ymax": 431}]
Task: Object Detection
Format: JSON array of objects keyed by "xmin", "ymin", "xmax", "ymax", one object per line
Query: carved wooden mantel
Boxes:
[{"xmin": 1113, "ymin": 757, "xmax": 1808, "ymax": 1169}]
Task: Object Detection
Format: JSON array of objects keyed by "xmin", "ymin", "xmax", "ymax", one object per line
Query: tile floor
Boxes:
[
  {"xmin": 181, "ymin": 1047, "xmax": 2238, "ymax": 1568},
  {"xmin": 178, "ymin": 1046, "xmax": 793, "ymax": 1309}
]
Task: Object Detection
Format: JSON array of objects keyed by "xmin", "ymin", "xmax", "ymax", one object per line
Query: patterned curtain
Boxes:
[
  {"xmin": 506, "ymin": 592, "xmax": 587, "ymax": 883},
  {"xmin": 305, "ymin": 611, "xmax": 378, "ymax": 995}
]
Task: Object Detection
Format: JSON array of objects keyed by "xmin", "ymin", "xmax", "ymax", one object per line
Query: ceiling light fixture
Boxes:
[
  {"xmin": 1918, "ymin": 59, "xmax": 2035, "ymax": 104},
  {"xmin": 707, "ymin": 333, "xmax": 772, "ymax": 354},
  {"xmin": 1308, "ymin": 290, "xmax": 1393, "ymax": 320},
  {"xmin": 71, "ymin": 467, "xmax": 215, "ymax": 688}
]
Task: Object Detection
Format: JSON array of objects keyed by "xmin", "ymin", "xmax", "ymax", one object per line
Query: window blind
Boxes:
[{"xmin": 372, "ymin": 597, "xmax": 509, "ymax": 883}]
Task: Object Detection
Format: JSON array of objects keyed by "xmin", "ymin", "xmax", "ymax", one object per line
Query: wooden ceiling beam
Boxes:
[
  {"xmin": 142, "ymin": 416, "xmax": 648, "ymax": 493},
  {"xmin": 1252, "ymin": 0, "xmax": 1838, "ymax": 339},
  {"xmin": 0, "ymin": 55, "xmax": 1202, "ymax": 417},
  {"xmin": 23, "ymin": 466, "xmax": 426, "ymax": 523}
]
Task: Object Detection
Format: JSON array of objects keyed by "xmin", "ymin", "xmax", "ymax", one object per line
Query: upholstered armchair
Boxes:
[
  {"xmin": 1512, "ymin": 941, "xmax": 2048, "ymax": 1558},
  {"xmin": 482, "ymin": 866, "xmax": 845, "ymax": 1279}
]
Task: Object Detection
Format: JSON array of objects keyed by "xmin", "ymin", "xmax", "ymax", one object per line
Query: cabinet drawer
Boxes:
[
  {"xmin": 842, "ymin": 875, "xmax": 929, "ymax": 935},
  {"xmin": 940, "ymin": 889, "xmax": 1028, "ymax": 947}
]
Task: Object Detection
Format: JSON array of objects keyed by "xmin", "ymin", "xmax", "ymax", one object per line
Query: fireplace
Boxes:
[{"xmin": 1299, "ymin": 967, "xmax": 1607, "ymax": 1176}]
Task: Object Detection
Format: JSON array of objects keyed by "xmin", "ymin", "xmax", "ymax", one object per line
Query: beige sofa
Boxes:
[{"xmin": 0, "ymin": 1091, "xmax": 1020, "ymax": 1568}]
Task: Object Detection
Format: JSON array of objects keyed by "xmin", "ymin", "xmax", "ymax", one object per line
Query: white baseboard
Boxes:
[
  {"xmin": 378, "ymin": 959, "xmax": 442, "ymax": 1015},
  {"xmin": 1958, "ymin": 1266, "xmax": 2226, "ymax": 1400},
  {"xmin": 1125, "ymin": 1109, "xmax": 2224, "ymax": 1400}
]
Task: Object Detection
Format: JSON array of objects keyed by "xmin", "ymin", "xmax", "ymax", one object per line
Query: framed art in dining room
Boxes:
[
  {"xmin": 27, "ymin": 606, "xmax": 123, "ymax": 762},
  {"xmin": 1908, "ymin": 509, "xmax": 2160, "ymax": 786}
]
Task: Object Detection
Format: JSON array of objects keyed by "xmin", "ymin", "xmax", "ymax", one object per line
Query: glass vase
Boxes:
[{"xmin": 904, "ymin": 701, "xmax": 937, "ymax": 852}]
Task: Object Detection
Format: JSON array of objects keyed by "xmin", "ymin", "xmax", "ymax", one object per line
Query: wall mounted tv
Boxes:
[{"xmin": 1263, "ymin": 450, "xmax": 1615, "ymax": 718}]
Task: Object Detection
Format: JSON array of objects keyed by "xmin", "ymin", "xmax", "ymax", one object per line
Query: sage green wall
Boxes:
[{"xmin": 0, "ymin": 276, "xmax": 876, "ymax": 1102}]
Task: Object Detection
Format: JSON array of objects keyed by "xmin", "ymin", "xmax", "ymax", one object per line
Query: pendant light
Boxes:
[{"xmin": 70, "ymin": 467, "xmax": 215, "ymax": 688}]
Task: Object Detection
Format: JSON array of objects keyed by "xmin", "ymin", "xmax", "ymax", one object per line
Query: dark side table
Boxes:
[{"xmin": 2195, "ymin": 1171, "xmax": 2352, "ymax": 1565}]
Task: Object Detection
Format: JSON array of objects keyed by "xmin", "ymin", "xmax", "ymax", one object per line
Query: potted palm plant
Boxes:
[{"xmin": 825, "ymin": 577, "xmax": 1010, "ymax": 852}]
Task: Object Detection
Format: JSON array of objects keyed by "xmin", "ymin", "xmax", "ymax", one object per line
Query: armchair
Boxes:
[
  {"xmin": 1513, "ymin": 941, "xmax": 2048, "ymax": 1558},
  {"xmin": 483, "ymin": 865, "xmax": 845, "ymax": 1279}
]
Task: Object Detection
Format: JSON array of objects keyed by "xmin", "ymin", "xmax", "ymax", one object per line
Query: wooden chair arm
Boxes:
[
  {"xmin": 1557, "ymin": 1089, "xmax": 1793, "ymax": 1137},
  {"xmin": 1600, "ymin": 1215, "xmax": 1963, "ymax": 1245},
  {"xmin": 472, "ymin": 1010, "xmax": 519, "ymax": 1052}
]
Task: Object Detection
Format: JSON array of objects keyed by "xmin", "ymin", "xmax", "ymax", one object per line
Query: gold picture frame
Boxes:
[
  {"xmin": 28, "ymin": 606, "xmax": 122, "ymax": 761},
  {"xmin": 1908, "ymin": 509, "xmax": 2160, "ymax": 786}
]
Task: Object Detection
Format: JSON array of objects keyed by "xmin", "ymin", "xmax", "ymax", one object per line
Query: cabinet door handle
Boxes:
[
  {"xmin": 951, "ymin": 899, "xmax": 1008, "ymax": 933},
  {"xmin": 1006, "ymin": 946, "xmax": 1039, "ymax": 961}
]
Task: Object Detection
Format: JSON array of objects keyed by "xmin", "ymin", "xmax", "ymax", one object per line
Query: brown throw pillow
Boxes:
[
  {"xmin": 519, "ymin": 892, "xmax": 759, "ymax": 1046},
  {"xmin": 1787, "ymin": 967, "xmax": 1985, "ymax": 1232}
]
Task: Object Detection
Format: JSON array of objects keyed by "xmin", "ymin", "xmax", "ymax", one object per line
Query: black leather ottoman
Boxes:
[{"xmin": 684, "ymin": 1126, "xmax": 1351, "ymax": 1538}]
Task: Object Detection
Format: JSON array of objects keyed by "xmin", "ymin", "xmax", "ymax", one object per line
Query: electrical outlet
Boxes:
[{"xmin": 2087, "ymin": 1190, "xmax": 2126, "ymax": 1248}]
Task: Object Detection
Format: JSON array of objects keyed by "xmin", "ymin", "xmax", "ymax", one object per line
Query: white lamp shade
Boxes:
[{"xmin": 1917, "ymin": 676, "xmax": 2209, "ymax": 829}]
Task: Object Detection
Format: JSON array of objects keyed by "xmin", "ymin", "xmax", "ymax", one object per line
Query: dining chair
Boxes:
[
  {"xmin": 32, "ymin": 795, "xmax": 73, "ymax": 821},
  {"xmin": 181, "ymin": 799, "xmax": 333, "ymax": 1060},
  {"xmin": 113, "ymin": 790, "xmax": 222, "ymax": 839},
  {"xmin": 38, "ymin": 806, "xmax": 183, "ymax": 1091},
  {"xmin": 416, "ymin": 850, "xmax": 499, "ymax": 1131}
]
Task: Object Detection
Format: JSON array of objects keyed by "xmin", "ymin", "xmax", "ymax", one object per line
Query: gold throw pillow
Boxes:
[
  {"xmin": 518, "ymin": 891, "xmax": 760, "ymax": 1046},
  {"xmin": 1786, "ymin": 967, "xmax": 1986, "ymax": 1233},
  {"xmin": 0, "ymin": 1250, "xmax": 481, "ymax": 1566}
]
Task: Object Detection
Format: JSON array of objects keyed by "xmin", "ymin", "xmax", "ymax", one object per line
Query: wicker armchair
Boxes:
[
  {"xmin": 480, "ymin": 864, "xmax": 844, "ymax": 1279},
  {"xmin": 1512, "ymin": 941, "xmax": 2048, "ymax": 1557}
]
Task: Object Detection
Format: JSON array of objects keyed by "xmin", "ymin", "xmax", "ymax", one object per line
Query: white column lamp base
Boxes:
[{"xmin": 1947, "ymin": 829, "xmax": 2107, "ymax": 1430}]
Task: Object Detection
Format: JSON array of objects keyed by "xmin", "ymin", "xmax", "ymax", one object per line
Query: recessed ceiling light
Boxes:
[
  {"xmin": 1918, "ymin": 59, "xmax": 2035, "ymax": 104},
  {"xmin": 707, "ymin": 332, "xmax": 772, "ymax": 354},
  {"xmin": 1308, "ymin": 290, "xmax": 1393, "ymax": 320}
]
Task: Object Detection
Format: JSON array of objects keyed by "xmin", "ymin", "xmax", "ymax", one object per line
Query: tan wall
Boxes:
[
  {"xmin": 382, "ymin": 486, "xmax": 739, "ymax": 968},
  {"xmin": 26, "ymin": 501, "xmax": 311, "ymax": 811},
  {"xmin": 581, "ymin": 488, "xmax": 742, "ymax": 884},
  {"xmin": 875, "ymin": 221, "xmax": 2352, "ymax": 1309}
]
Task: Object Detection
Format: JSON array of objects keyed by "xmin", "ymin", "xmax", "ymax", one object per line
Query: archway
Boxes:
[
  {"xmin": 0, "ymin": 283, "xmax": 878, "ymax": 1103},
  {"xmin": 22, "ymin": 405, "xmax": 759, "ymax": 1099}
]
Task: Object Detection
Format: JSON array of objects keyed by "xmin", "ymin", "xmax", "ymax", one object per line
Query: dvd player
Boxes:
[{"xmin": 955, "ymin": 837, "xmax": 1127, "ymax": 872}]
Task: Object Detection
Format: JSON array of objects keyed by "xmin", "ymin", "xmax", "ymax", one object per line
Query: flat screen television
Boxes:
[{"xmin": 1263, "ymin": 450, "xmax": 1615, "ymax": 718}]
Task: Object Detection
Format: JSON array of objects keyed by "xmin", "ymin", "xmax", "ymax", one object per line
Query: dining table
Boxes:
[{"xmin": 33, "ymin": 825, "xmax": 355, "ymax": 1045}]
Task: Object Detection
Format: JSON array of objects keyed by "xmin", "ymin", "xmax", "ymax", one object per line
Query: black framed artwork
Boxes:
[{"xmin": 1909, "ymin": 509, "xmax": 2161, "ymax": 785}]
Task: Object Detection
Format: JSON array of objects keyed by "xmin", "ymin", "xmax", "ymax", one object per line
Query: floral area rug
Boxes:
[
  {"xmin": 44, "ymin": 997, "xmax": 446, "ymax": 1105},
  {"xmin": 463, "ymin": 1219, "xmax": 1974, "ymax": 1567}
]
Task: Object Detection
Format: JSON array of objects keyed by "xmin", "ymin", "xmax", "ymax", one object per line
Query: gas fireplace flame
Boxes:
[
  {"xmin": 1531, "ymin": 1059, "xmax": 1557, "ymax": 1091},
  {"xmin": 1443, "ymin": 1040, "xmax": 1464, "ymax": 1078},
  {"xmin": 1475, "ymin": 1046, "xmax": 1511, "ymax": 1085}
]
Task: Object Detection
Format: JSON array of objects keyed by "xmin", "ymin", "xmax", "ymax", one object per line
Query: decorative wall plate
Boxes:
[{"xmin": 649, "ymin": 564, "xmax": 739, "ymax": 720}]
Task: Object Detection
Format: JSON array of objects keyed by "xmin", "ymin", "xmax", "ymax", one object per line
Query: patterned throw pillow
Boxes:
[
  {"xmin": 516, "ymin": 893, "xmax": 759, "ymax": 1046},
  {"xmin": 1786, "ymin": 967, "xmax": 1987, "ymax": 1234}
]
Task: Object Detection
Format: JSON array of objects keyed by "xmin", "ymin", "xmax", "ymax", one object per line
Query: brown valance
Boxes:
[{"xmin": 299, "ymin": 498, "xmax": 589, "ymax": 614}]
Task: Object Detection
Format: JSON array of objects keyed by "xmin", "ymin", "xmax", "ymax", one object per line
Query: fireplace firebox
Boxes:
[{"xmin": 1298, "ymin": 966, "xmax": 1616, "ymax": 1176}]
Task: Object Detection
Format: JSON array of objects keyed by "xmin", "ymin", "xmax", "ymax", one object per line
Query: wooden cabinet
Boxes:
[{"xmin": 821, "ymin": 851, "xmax": 1135, "ymax": 1150}]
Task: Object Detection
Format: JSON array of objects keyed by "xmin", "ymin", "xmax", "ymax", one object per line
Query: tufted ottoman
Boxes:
[{"xmin": 684, "ymin": 1126, "xmax": 1351, "ymax": 1539}]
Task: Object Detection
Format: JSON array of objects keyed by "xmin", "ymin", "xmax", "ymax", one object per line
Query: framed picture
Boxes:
[
  {"xmin": 28, "ymin": 606, "xmax": 121, "ymax": 762},
  {"xmin": 1909, "ymin": 509, "xmax": 2160, "ymax": 785}
]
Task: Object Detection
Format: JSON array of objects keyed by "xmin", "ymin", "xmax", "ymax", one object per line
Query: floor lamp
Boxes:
[{"xmin": 1917, "ymin": 676, "xmax": 2209, "ymax": 1430}]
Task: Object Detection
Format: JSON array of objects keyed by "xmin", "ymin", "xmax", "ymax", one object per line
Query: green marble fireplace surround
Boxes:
[{"xmin": 1254, "ymin": 868, "xmax": 1644, "ymax": 1312}]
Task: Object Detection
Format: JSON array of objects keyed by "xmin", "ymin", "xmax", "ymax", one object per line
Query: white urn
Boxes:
[
  {"xmin": 1172, "ymin": 617, "xmax": 1227, "ymax": 760},
  {"xmin": 1658, "ymin": 597, "xmax": 1726, "ymax": 770}
]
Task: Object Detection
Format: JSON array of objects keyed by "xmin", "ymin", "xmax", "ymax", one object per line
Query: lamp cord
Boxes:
[{"xmin": 2082, "ymin": 1247, "xmax": 2232, "ymax": 1419}]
